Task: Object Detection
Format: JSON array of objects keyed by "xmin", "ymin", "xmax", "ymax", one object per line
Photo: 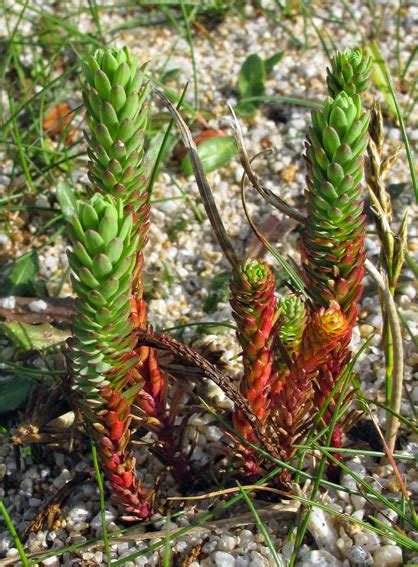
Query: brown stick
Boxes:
[{"xmin": 136, "ymin": 328, "xmax": 280, "ymax": 456}]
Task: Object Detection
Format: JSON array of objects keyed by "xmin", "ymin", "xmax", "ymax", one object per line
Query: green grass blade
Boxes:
[
  {"xmin": 180, "ymin": 1, "xmax": 199, "ymax": 110},
  {"xmin": 148, "ymin": 83, "xmax": 188, "ymax": 195},
  {"xmin": 0, "ymin": 500, "xmax": 30, "ymax": 566},
  {"xmin": 91, "ymin": 440, "xmax": 111, "ymax": 566},
  {"xmin": 238, "ymin": 483, "xmax": 284, "ymax": 566}
]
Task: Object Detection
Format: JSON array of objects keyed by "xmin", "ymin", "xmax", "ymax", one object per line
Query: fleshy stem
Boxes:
[
  {"xmin": 270, "ymin": 295, "xmax": 306, "ymax": 397},
  {"xmin": 271, "ymin": 301, "xmax": 350, "ymax": 460},
  {"xmin": 301, "ymin": 77, "xmax": 369, "ymax": 446},
  {"xmin": 82, "ymin": 48, "xmax": 189, "ymax": 488},
  {"xmin": 230, "ymin": 259, "xmax": 279, "ymax": 474},
  {"xmin": 67, "ymin": 194, "xmax": 151, "ymax": 519}
]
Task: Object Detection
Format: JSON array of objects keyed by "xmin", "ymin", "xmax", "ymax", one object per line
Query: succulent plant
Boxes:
[
  {"xmin": 230, "ymin": 259, "xmax": 279, "ymax": 445},
  {"xmin": 277, "ymin": 295, "xmax": 306, "ymax": 359},
  {"xmin": 270, "ymin": 295, "xmax": 306, "ymax": 396},
  {"xmin": 67, "ymin": 193, "xmax": 152, "ymax": 518},
  {"xmin": 299, "ymin": 55, "xmax": 371, "ymax": 448},
  {"xmin": 68, "ymin": 193, "xmax": 139, "ymax": 407},
  {"xmin": 271, "ymin": 301, "xmax": 350, "ymax": 458},
  {"xmin": 82, "ymin": 47, "xmax": 151, "ymax": 338},
  {"xmin": 82, "ymin": 47, "xmax": 150, "ymax": 216},
  {"xmin": 302, "ymin": 91, "xmax": 369, "ymax": 316},
  {"xmin": 326, "ymin": 48, "xmax": 372, "ymax": 98}
]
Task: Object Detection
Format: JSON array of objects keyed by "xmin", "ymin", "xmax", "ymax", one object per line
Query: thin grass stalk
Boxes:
[
  {"xmin": 91, "ymin": 440, "xmax": 111, "ymax": 566},
  {"xmin": 382, "ymin": 62, "xmax": 417, "ymax": 202},
  {"xmin": 289, "ymin": 356, "xmax": 355, "ymax": 566},
  {"xmin": 237, "ymin": 482, "xmax": 284, "ymax": 567},
  {"xmin": 365, "ymin": 258, "xmax": 404, "ymax": 456},
  {"xmin": 180, "ymin": 0, "xmax": 199, "ymax": 110},
  {"xmin": 366, "ymin": 100, "xmax": 408, "ymax": 423},
  {"xmin": 111, "ymin": 465, "xmax": 285, "ymax": 566},
  {"xmin": 0, "ymin": 500, "xmax": 30, "ymax": 567}
]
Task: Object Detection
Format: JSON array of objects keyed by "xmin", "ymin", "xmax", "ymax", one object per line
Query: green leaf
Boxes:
[
  {"xmin": 4, "ymin": 251, "xmax": 39, "ymax": 296},
  {"xmin": 0, "ymin": 375, "xmax": 32, "ymax": 415},
  {"xmin": 238, "ymin": 54, "xmax": 266, "ymax": 100},
  {"xmin": 264, "ymin": 51, "xmax": 284, "ymax": 74},
  {"xmin": 56, "ymin": 180, "xmax": 76, "ymax": 220},
  {"xmin": 0, "ymin": 322, "xmax": 70, "ymax": 351},
  {"xmin": 181, "ymin": 136, "xmax": 237, "ymax": 176},
  {"xmin": 235, "ymin": 101, "xmax": 258, "ymax": 118}
]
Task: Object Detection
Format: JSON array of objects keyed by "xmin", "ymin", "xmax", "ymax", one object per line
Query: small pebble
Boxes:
[
  {"xmin": 0, "ymin": 296, "xmax": 15, "ymax": 309},
  {"xmin": 373, "ymin": 545, "xmax": 403, "ymax": 566},
  {"xmin": 41, "ymin": 557, "xmax": 60, "ymax": 566},
  {"xmin": 300, "ymin": 549, "xmax": 343, "ymax": 566},
  {"xmin": 213, "ymin": 550, "xmax": 236, "ymax": 567},
  {"xmin": 218, "ymin": 535, "xmax": 236, "ymax": 552},
  {"xmin": 91, "ymin": 510, "xmax": 116, "ymax": 531},
  {"xmin": 29, "ymin": 299, "xmax": 48, "ymax": 312}
]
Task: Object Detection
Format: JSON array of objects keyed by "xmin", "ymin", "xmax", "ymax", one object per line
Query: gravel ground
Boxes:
[{"xmin": 0, "ymin": 1, "xmax": 417, "ymax": 565}]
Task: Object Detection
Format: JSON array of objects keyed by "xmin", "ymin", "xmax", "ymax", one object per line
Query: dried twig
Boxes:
[
  {"xmin": 136, "ymin": 328, "xmax": 280, "ymax": 455},
  {"xmin": 229, "ymin": 105, "xmax": 306, "ymax": 224},
  {"xmin": 22, "ymin": 472, "xmax": 89, "ymax": 540},
  {"xmin": 0, "ymin": 502, "xmax": 299, "ymax": 567},
  {"xmin": 153, "ymin": 87, "xmax": 239, "ymax": 270}
]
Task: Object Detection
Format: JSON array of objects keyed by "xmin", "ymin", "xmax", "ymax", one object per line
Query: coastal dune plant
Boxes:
[
  {"xmin": 226, "ymin": 47, "xmax": 372, "ymax": 468},
  {"xmin": 69, "ymin": 47, "xmax": 155, "ymax": 519},
  {"xmin": 67, "ymin": 45, "xmax": 375, "ymax": 518},
  {"xmin": 68, "ymin": 47, "xmax": 186, "ymax": 520}
]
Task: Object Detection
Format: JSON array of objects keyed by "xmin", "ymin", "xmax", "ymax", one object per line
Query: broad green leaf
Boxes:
[
  {"xmin": 0, "ymin": 375, "xmax": 32, "ymax": 414},
  {"xmin": 181, "ymin": 136, "xmax": 237, "ymax": 176},
  {"xmin": 4, "ymin": 251, "xmax": 39, "ymax": 296},
  {"xmin": 56, "ymin": 180, "xmax": 77, "ymax": 220},
  {"xmin": 238, "ymin": 53, "xmax": 265, "ymax": 100},
  {"xmin": 264, "ymin": 51, "xmax": 284, "ymax": 74},
  {"xmin": 0, "ymin": 322, "xmax": 70, "ymax": 351}
]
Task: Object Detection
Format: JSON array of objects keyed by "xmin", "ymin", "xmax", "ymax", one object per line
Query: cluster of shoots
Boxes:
[{"xmin": 67, "ymin": 47, "xmax": 373, "ymax": 518}]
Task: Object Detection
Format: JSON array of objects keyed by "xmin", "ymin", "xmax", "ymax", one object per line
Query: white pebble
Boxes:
[
  {"xmin": 91, "ymin": 510, "xmax": 116, "ymax": 531},
  {"xmin": 373, "ymin": 545, "xmax": 403, "ymax": 566},
  {"xmin": 41, "ymin": 556, "xmax": 60, "ymax": 566},
  {"xmin": 0, "ymin": 532, "xmax": 12, "ymax": 554},
  {"xmin": 218, "ymin": 535, "xmax": 236, "ymax": 552},
  {"xmin": 67, "ymin": 506, "xmax": 90, "ymax": 523},
  {"xmin": 249, "ymin": 550, "xmax": 269, "ymax": 566},
  {"xmin": 307, "ymin": 507, "xmax": 338, "ymax": 554},
  {"xmin": 52, "ymin": 468, "xmax": 71, "ymax": 488},
  {"xmin": 214, "ymin": 550, "xmax": 236, "ymax": 566},
  {"xmin": 29, "ymin": 299, "xmax": 48, "ymax": 312},
  {"xmin": 300, "ymin": 549, "xmax": 343, "ymax": 566},
  {"xmin": 344, "ymin": 544, "xmax": 373, "ymax": 565},
  {"xmin": 175, "ymin": 540, "xmax": 188, "ymax": 553},
  {"xmin": 0, "ymin": 296, "xmax": 15, "ymax": 309}
]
